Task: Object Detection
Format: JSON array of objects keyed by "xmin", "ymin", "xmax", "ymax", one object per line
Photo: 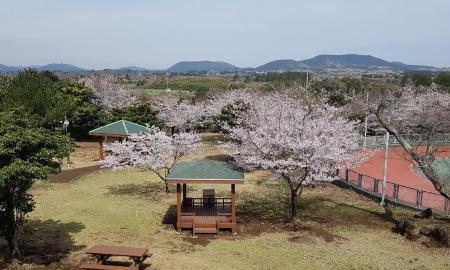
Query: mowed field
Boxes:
[
  {"xmin": 1, "ymin": 135, "xmax": 450, "ymax": 270},
  {"xmin": 121, "ymin": 76, "xmax": 244, "ymax": 97}
]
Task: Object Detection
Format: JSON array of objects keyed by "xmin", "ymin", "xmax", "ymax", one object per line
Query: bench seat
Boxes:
[{"xmin": 79, "ymin": 263, "xmax": 138, "ymax": 270}]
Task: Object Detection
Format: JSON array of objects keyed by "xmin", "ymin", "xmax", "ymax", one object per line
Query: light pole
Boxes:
[
  {"xmin": 380, "ymin": 130, "xmax": 389, "ymax": 206},
  {"xmin": 62, "ymin": 116, "xmax": 71, "ymax": 167}
]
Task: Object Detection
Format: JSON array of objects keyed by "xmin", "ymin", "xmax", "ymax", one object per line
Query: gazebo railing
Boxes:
[{"xmin": 184, "ymin": 197, "xmax": 231, "ymax": 208}]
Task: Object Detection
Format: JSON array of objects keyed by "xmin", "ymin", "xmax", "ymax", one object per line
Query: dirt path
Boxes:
[{"xmin": 48, "ymin": 165, "xmax": 103, "ymax": 183}]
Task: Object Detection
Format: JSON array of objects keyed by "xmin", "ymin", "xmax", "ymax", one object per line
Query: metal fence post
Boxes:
[
  {"xmin": 393, "ymin": 184, "xmax": 399, "ymax": 202},
  {"xmin": 445, "ymin": 198, "xmax": 449, "ymax": 214},
  {"xmin": 416, "ymin": 190, "xmax": 423, "ymax": 208},
  {"xmin": 416, "ymin": 190, "xmax": 420, "ymax": 207},
  {"xmin": 374, "ymin": 179, "xmax": 379, "ymax": 193},
  {"xmin": 345, "ymin": 169, "xmax": 349, "ymax": 182},
  {"xmin": 357, "ymin": 174, "xmax": 362, "ymax": 187}
]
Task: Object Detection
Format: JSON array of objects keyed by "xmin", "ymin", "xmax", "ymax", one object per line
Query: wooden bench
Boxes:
[
  {"xmin": 79, "ymin": 263, "xmax": 138, "ymax": 270},
  {"xmin": 80, "ymin": 245, "xmax": 151, "ymax": 270}
]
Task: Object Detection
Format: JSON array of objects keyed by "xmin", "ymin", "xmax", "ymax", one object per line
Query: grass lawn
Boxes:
[{"xmin": 1, "ymin": 135, "xmax": 450, "ymax": 269}]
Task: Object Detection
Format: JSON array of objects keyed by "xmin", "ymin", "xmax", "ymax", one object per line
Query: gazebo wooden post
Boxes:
[
  {"xmin": 182, "ymin": 184, "xmax": 187, "ymax": 200},
  {"xmin": 99, "ymin": 138, "xmax": 104, "ymax": 160},
  {"xmin": 231, "ymin": 184, "xmax": 236, "ymax": 233},
  {"xmin": 176, "ymin": 183, "xmax": 181, "ymax": 232}
]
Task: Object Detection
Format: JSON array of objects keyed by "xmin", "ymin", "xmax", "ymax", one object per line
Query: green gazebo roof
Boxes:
[
  {"xmin": 166, "ymin": 160, "xmax": 244, "ymax": 184},
  {"xmin": 89, "ymin": 120, "xmax": 150, "ymax": 137}
]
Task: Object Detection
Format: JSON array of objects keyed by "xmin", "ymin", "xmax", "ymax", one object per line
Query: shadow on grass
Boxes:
[
  {"xmin": 237, "ymin": 189, "xmax": 289, "ymax": 222},
  {"xmin": 0, "ymin": 219, "xmax": 85, "ymax": 267},
  {"xmin": 298, "ymin": 196, "xmax": 396, "ymax": 228},
  {"xmin": 238, "ymin": 183, "xmax": 399, "ymax": 230},
  {"xmin": 162, "ymin": 205, "xmax": 177, "ymax": 229}
]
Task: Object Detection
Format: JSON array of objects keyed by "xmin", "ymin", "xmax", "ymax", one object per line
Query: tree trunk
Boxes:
[
  {"xmin": 290, "ymin": 189, "xmax": 298, "ymax": 221},
  {"xmin": 6, "ymin": 233, "xmax": 19, "ymax": 257},
  {"xmin": 282, "ymin": 173, "xmax": 304, "ymax": 221},
  {"xmin": 6, "ymin": 195, "xmax": 20, "ymax": 257},
  {"xmin": 165, "ymin": 181, "xmax": 169, "ymax": 193}
]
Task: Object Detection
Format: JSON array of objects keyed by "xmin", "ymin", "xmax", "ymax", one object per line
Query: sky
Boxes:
[{"xmin": 1, "ymin": 0, "xmax": 450, "ymax": 69}]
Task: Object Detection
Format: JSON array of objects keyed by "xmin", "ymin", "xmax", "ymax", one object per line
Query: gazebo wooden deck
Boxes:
[{"xmin": 166, "ymin": 160, "xmax": 244, "ymax": 235}]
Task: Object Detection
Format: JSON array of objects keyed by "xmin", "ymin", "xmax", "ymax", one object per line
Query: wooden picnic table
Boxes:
[{"xmin": 80, "ymin": 245, "xmax": 152, "ymax": 270}]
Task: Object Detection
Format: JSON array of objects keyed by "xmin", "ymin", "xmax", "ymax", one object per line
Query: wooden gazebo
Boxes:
[
  {"xmin": 166, "ymin": 160, "xmax": 244, "ymax": 236},
  {"xmin": 88, "ymin": 120, "xmax": 150, "ymax": 160}
]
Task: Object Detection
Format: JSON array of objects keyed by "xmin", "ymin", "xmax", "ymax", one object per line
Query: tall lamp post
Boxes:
[
  {"xmin": 380, "ymin": 130, "xmax": 389, "ymax": 206},
  {"xmin": 62, "ymin": 116, "xmax": 71, "ymax": 167}
]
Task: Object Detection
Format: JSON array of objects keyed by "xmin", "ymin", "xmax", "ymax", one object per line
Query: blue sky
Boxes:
[{"xmin": 1, "ymin": 0, "xmax": 449, "ymax": 69}]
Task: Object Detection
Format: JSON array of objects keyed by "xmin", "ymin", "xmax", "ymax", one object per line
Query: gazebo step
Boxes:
[
  {"xmin": 193, "ymin": 217, "xmax": 217, "ymax": 229},
  {"xmin": 194, "ymin": 223, "xmax": 216, "ymax": 228},
  {"xmin": 193, "ymin": 227, "xmax": 218, "ymax": 234}
]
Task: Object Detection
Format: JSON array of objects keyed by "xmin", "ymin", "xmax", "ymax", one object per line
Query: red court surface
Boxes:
[
  {"xmin": 355, "ymin": 146, "xmax": 450, "ymax": 193},
  {"xmin": 347, "ymin": 146, "xmax": 450, "ymax": 212}
]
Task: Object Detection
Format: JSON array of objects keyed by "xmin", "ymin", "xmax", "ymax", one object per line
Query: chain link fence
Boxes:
[
  {"xmin": 336, "ymin": 168, "xmax": 449, "ymax": 215},
  {"xmin": 360, "ymin": 133, "xmax": 450, "ymax": 148}
]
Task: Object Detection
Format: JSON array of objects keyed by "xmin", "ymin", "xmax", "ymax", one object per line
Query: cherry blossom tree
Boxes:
[
  {"xmin": 153, "ymin": 90, "xmax": 258, "ymax": 133},
  {"xmin": 101, "ymin": 128, "xmax": 200, "ymax": 192},
  {"xmin": 203, "ymin": 90, "xmax": 268, "ymax": 132},
  {"xmin": 222, "ymin": 93, "xmax": 366, "ymax": 220},
  {"xmin": 363, "ymin": 86, "xmax": 450, "ymax": 199},
  {"xmin": 153, "ymin": 94, "xmax": 208, "ymax": 132},
  {"xmin": 205, "ymin": 90, "xmax": 256, "ymax": 115},
  {"xmin": 81, "ymin": 77, "xmax": 137, "ymax": 111}
]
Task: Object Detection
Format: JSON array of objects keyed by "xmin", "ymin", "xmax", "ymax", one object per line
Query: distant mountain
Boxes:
[
  {"xmin": 299, "ymin": 54, "xmax": 392, "ymax": 69},
  {"xmin": 0, "ymin": 64, "xmax": 23, "ymax": 73},
  {"xmin": 0, "ymin": 55, "xmax": 440, "ymax": 74},
  {"xmin": 168, "ymin": 61, "xmax": 239, "ymax": 73},
  {"xmin": 257, "ymin": 54, "xmax": 437, "ymax": 71},
  {"xmin": 118, "ymin": 66, "xmax": 149, "ymax": 71},
  {"xmin": 0, "ymin": 63, "xmax": 87, "ymax": 73},
  {"xmin": 36, "ymin": 63, "xmax": 87, "ymax": 72},
  {"xmin": 257, "ymin": 59, "xmax": 302, "ymax": 71}
]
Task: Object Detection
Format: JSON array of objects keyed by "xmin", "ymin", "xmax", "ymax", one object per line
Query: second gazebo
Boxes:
[
  {"xmin": 166, "ymin": 159, "xmax": 244, "ymax": 236},
  {"xmin": 88, "ymin": 120, "xmax": 150, "ymax": 160}
]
